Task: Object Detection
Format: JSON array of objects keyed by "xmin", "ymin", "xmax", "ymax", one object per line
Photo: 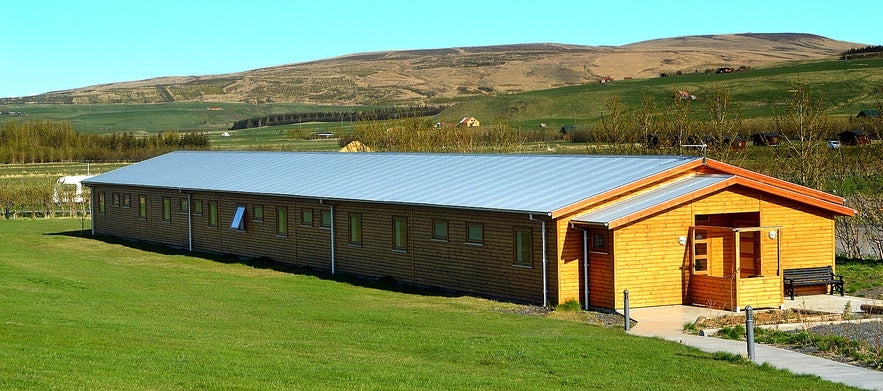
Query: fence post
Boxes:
[
  {"xmin": 623, "ymin": 289, "xmax": 630, "ymax": 331},
  {"xmin": 745, "ymin": 305, "xmax": 755, "ymax": 363}
]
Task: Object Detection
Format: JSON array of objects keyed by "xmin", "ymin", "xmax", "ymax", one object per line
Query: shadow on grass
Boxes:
[{"xmin": 47, "ymin": 230, "xmax": 464, "ymax": 300}]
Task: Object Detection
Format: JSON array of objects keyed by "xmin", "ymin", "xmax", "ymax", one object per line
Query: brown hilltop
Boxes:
[{"xmin": 14, "ymin": 33, "xmax": 864, "ymax": 106}]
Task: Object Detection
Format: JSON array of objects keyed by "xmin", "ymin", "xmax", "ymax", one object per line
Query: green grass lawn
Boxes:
[
  {"xmin": 839, "ymin": 257, "xmax": 883, "ymax": 297},
  {"xmin": 0, "ymin": 219, "xmax": 857, "ymax": 390}
]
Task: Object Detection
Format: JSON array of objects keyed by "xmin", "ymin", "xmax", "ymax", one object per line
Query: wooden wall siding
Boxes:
[
  {"xmin": 691, "ymin": 275, "xmax": 735, "ymax": 309},
  {"xmin": 555, "ymin": 219, "xmax": 584, "ymax": 305},
  {"xmin": 612, "ymin": 205, "xmax": 694, "ymax": 308},
  {"xmin": 90, "ymin": 186, "xmax": 554, "ymax": 305},
  {"xmin": 737, "ymin": 275, "xmax": 782, "ymax": 309},
  {"xmin": 761, "ymin": 193, "xmax": 835, "ymax": 296}
]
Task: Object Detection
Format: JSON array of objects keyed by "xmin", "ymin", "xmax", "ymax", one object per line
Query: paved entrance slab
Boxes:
[{"xmin": 627, "ymin": 295, "xmax": 883, "ymax": 390}]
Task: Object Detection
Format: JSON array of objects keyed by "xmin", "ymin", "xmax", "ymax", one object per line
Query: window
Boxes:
[
  {"xmin": 122, "ymin": 194, "xmax": 131, "ymax": 208},
  {"xmin": 138, "ymin": 195, "xmax": 147, "ymax": 220},
  {"xmin": 393, "ymin": 217, "xmax": 407, "ymax": 251},
  {"xmin": 112, "ymin": 193, "xmax": 119, "ymax": 207},
  {"xmin": 514, "ymin": 228, "xmax": 533, "ymax": 266},
  {"xmin": 193, "ymin": 199, "xmax": 203, "ymax": 216},
  {"xmin": 180, "ymin": 199, "xmax": 189, "ymax": 214},
  {"xmin": 231, "ymin": 205, "xmax": 246, "ymax": 230},
  {"xmin": 301, "ymin": 208, "xmax": 313, "ymax": 226},
  {"xmin": 320, "ymin": 210, "xmax": 332, "ymax": 228},
  {"xmin": 432, "ymin": 220, "xmax": 448, "ymax": 241},
  {"xmin": 349, "ymin": 213, "xmax": 362, "ymax": 246},
  {"xmin": 208, "ymin": 201, "xmax": 218, "ymax": 228},
  {"xmin": 466, "ymin": 223, "xmax": 483, "ymax": 245},
  {"xmin": 98, "ymin": 192, "xmax": 106, "ymax": 214},
  {"xmin": 276, "ymin": 207, "xmax": 288, "ymax": 236},
  {"xmin": 162, "ymin": 197, "xmax": 171, "ymax": 222},
  {"xmin": 591, "ymin": 230, "xmax": 608, "ymax": 253},
  {"xmin": 252, "ymin": 205, "xmax": 263, "ymax": 222},
  {"xmin": 693, "ymin": 229, "xmax": 709, "ymax": 273}
]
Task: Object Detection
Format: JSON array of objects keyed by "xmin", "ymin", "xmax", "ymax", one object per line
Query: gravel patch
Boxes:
[{"xmin": 807, "ymin": 320, "xmax": 883, "ymax": 348}]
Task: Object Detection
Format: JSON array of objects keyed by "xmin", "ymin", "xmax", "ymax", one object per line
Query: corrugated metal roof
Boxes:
[
  {"xmin": 572, "ymin": 174, "xmax": 734, "ymax": 225},
  {"xmin": 83, "ymin": 151, "xmax": 700, "ymax": 214}
]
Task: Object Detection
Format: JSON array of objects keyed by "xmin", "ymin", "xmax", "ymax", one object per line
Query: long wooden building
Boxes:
[{"xmin": 83, "ymin": 151, "xmax": 855, "ymax": 311}]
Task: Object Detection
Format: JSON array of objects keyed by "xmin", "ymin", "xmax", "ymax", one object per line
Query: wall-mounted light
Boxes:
[
  {"xmin": 678, "ymin": 236, "xmax": 687, "ymax": 246},
  {"xmin": 768, "ymin": 230, "xmax": 777, "ymax": 240}
]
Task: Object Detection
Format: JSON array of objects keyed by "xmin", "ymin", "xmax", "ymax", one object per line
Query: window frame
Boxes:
[
  {"xmin": 208, "ymin": 201, "xmax": 218, "ymax": 228},
  {"xmin": 97, "ymin": 192, "xmax": 106, "ymax": 215},
  {"xmin": 111, "ymin": 193, "xmax": 119, "ymax": 207},
  {"xmin": 431, "ymin": 220, "xmax": 448, "ymax": 241},
  {"xmin": 179, "ymin": 198, "xmax": 189, "ymax": 214},
  {"xmin": 392, "ymin": 216, "xmax": 408, "ymax": 252},
  {"xmin": 122, "ymin": 194, "xmax": 131, "ymax": 208},
  {"xmin": 231, "ymin": 205, "xmax": 246, "ymax": 230},
  {"xmin": 162, "ymin": 197, "xmax": 171, "ymax": 223},
  {"xmin": 320, "ymin": 210, "xmax": 332, "ymax": 228},
  {"xmin": 301, "ymin": 208, "xmax": 314, "ymax": 227},
  {"xmin": 590, "ymin": 230, "xmax": 608, "ymax": 253},
  {"xmin": 466, "ymin": 222, "xmax": 484, "ymax": 245},
  {"xmin": 252, "ymin": 204, "xmax": 264, "ymax": 222},
  {"xmin": 138, "ymin": 195, "xmax": 147, "ymax": 220},
  {"xmin": 349, "ymin": 213, "xmax": 362, "ymax": 246},
  {"xmin": 192, "ymin": 199, "xmax": 203, "ymax": 216},
  {"xmin": 276, "ymin": 207, "xmax": 288, "ymax": 237},
  {"xmin": 514, "ymin": 227, "xmax": 533, "ymax": 267}
]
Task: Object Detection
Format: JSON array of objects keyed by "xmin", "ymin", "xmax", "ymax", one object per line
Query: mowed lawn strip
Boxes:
[{"xmin": 0, "ymin": 219, "xmax": 855, "ymax": 390}]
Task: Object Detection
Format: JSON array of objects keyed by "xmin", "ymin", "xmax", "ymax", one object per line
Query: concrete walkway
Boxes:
[{"xmin": 627, "ymin": 295, "xmax": 883, "ymax": 390}]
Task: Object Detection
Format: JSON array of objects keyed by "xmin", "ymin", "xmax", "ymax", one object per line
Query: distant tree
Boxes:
[
  {"xmin": 771, "ymin": 82, "xmax": 833, "ymax": 190},
  {"xmin": 703, "ymin": 86, "xmax": 746, "ymax": 164}
]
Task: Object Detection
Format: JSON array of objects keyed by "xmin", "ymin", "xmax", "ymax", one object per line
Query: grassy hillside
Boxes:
[
  {"xmin": 2, "ymin": 34, "xmax": 859, "ymax": 106},
  {"xmin": 3, "ymin": 58, "xmax": 880, "ymax": 136},
  {"xmin": 0, "ymin": 219, "xmax": 856, "ymax": 390},
  {"xmin": 0, "ymin": 102, "xmax": 376, "ymax": 133},
  {"xmin": 441, "ymin": 58, "xmax": 883, "ymax": 128}
]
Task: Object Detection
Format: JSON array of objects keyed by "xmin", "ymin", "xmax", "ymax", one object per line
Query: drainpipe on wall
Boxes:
[
  {"xmin": 571, "ymin": 224, "xmax": 590, "ymax": 311},
  {"xmin": 530, "ymin": 215, "xmax": 548, "ymax": 307},
  {"xmin": 187, "ymin": 193, "xmax": 193, "ymax": 252},
  {"xmin": 321, "ymin": 200, "xmax": 336, "ymax": 275},
  {"xmin": 89, "ymin": 186, "xmax": 95, "ymax": 236},
  {"xmin": 330, "ymin": 204, "xmax": 335, "ymax": 274}
]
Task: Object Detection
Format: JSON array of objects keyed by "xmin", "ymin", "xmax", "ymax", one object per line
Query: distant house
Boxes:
[
  {"xmin": 434, "ymin": 122, "xmax": 456, "ymax": 129},
  {"xmin": 674, "ymin": 90, "xmax": 696, "ymax": 100},
  {"xmin": 53, "ymin": 175, "xmax": 94, "ymax": 204},
  {"xmin": 856, "ymin": 110, "xmax": 881, "ymax": 118},
  {"xmin": 599, "ymin": 77, "xmax": 615, "ymax": 84},
  {"xmin": 751, "ymin": 132, "xmax": 781, "ymax": 146},
  {"xmin": 716, "ymin": 67, "xmax": 735, "ymax": 74},
  {"xmin": 837, "ymin": 129, "xmax": 871, "ymax": 146},
  {"xmin": 458, "ymin": 117, "xmax": 480, "ymax": 127}
]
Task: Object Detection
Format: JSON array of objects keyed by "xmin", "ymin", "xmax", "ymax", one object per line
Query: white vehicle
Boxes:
[
  {"xmin": 53, "ymin": 175, "xmax": 94, "ymax": 204},
  {"xmin": 827, "ymin": 140, "xmax": 841, "ymax": 149}
]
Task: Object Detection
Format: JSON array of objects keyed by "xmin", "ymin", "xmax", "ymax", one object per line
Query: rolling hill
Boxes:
[{"xmin": 3, "ymin": 33, "xmax": 864, "ymax": 106}]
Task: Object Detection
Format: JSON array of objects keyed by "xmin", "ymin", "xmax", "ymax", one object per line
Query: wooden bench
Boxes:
[{"xmin": 783, "ymin": 266, "xmax": 844, "ymax": 300}]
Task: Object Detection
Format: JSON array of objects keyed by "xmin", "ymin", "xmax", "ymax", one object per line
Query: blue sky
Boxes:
[{"xmin": 3, "ymin": 0, "xmax": 880, "ymax": 98}]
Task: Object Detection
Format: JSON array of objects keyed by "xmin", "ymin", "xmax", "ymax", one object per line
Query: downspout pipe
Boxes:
[
  {"xmin": 179, "ymin": 190, "xmax": 192, "ymax": 252},
  {"xmin": 321, "ymin": 200, "xmax": 335, "ymax": 275},
  {"xmin": 187, "ymin": 193, "xmax": 193, "ymax": 252},
  {"xmin": 530, "ymin": 215, "xmax": 548, "ymax": 307},
  {"xmin": 571, "ymin": 224, "xmax": 590, "ymax": 311},
  {"xmin": 330, "ymin": 204, "xmax": 335, "ymax": 274},
  {"xmin": 89, "ymin": 185, "xmax": 95, "ymax": 236}
]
